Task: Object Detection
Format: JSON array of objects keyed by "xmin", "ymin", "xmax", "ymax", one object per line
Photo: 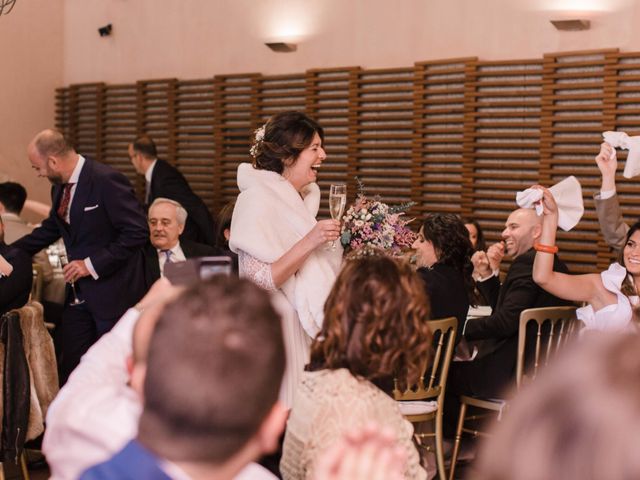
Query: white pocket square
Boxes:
[{"xmin": 84, "ymin": 204, "xmax": 99, "ymax": 212}]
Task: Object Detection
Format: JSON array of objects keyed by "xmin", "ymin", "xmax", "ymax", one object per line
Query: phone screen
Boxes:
[{"xmin": 164, "ymin": 256, "xmax": 232, "ymax": 285}]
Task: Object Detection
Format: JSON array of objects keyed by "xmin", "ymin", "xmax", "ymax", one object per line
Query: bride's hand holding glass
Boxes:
[{"xmin": 306, "ymin": 219, "xmax": 341, "ymax": 249}]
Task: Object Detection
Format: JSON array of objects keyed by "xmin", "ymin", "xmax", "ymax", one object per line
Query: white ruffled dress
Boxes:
[{"xmin": 577, "ymin": 263, "xmax": 638, "ymax": 332}]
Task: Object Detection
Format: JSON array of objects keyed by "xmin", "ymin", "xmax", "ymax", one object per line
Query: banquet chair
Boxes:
[
  {"xmin": 29, "ymin": 264, "xmax": 44, "ymax": 303},
  {"xmin": 394, "ymin": 316, "xmax": 457, "ymax": 480},
  {"xmin": 448, "ymin": 305, "xmax": 578, "ymax": 480}
]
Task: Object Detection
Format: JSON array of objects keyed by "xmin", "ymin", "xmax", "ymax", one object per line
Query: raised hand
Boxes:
[
  {"xmin": 487, "ymin": 242, "xmax": 504, "ymax": 272},
  {"xmin": 472, "ymin": 250, "xmax": 492, "ymax": 279},
  {"xmin": 595, "ymin": 142, "xmax": 617, "ymax": 191}
]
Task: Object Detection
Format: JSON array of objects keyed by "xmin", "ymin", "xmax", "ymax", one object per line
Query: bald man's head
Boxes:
[
  {"xmin": 501, "ymin": 208, "xmax": 542, "ymax": 258},
  {"xmin": 27, "ymin": 129, "xmax": 76, "ymax": 185}
]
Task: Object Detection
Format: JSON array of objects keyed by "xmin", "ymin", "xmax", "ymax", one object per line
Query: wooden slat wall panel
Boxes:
[
  {"xmin": 608, "ymin": 52, "xmax": 640, "ymax": 253},
  {"xmin": 101, "ymin": 84, "xmax": 138, "ymax": 186},
  {"xmin": 136, "ymin": 79, "xmax": 176, "ymax": 162},
  {"xmin": 255, "ymin": 73, "xmax": 307, "ymax": 122},
  {"xmin": 541, "ymin": 50, "xmax": 618, "ymax": 273},
  {"xmin": 68, "ymin": 83, "xmax": 104, "ymax": 161},
  {"xmin": 468, "ymin": 59, "xmax": 544, "ymax": 253},
  {"xmin": 306, "ymin": 68, "xmax": 357, "ymax": 217},
  {"xmin": 55, "ymin": 87, "xmax": 71, "ymax": 138},
  {"xmin": 55, "ymin": 50, "xmax": 640, "ymax": 273},
  {"xmin": 174, "ymin": 79, "xmax": 216, "ymax": 211},
  {"xmin": 413, "ymin": 58, "xmax": 475, "ymax": 217},
  {"xmin": 213, "ymin": 74, "xmax": 259, "ymax": 211},
  {"xmin": 349, "ymin": 67, "xmax": 415, "ymax": 206}
]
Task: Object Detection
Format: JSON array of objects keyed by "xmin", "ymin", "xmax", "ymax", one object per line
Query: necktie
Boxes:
[
  {"xmin": 145, "ymin": 181, "xmax": 151, "ymax": 205},
  {"xmin": 162, "ymin": 249, "xmax": 173, "ymax": 263},
  {"xmin": 57, "ymin": 183, "xmax": 75, "ymax": 222}
]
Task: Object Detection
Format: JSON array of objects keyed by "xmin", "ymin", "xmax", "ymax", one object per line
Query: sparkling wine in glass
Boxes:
[
  {"xmin": 59, "ymin": 253, "xmax": 85, "ymax": 306},
  {"xmin": 329, "ymin": 184, "xmax": 347, "ymax": 250}
]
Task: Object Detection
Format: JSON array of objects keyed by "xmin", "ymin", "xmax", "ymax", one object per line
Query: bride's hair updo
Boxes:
[{"xmin": 251, "ymin": 111, "xmax": 324, "ymax": 174}]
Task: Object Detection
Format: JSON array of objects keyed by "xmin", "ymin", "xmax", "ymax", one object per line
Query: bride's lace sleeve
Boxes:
[{"xmin": 237, "ymin": 250, "xmax": 276, "ymax": 291}]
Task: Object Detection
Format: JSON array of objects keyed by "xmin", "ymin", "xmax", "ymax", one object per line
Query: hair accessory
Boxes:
[
  {"xmin": 534, "ymin": 243, "xmax": 559, "ymax": 254},
  {"xmin": 249, "ymin": 125, "xmax": 266, "ymax": 158}
]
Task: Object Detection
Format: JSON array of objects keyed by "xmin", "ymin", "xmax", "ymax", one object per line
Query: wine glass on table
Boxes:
[
  {"xmin": 59, "ymin": 253, "xmax": 85, "ymax": 305},
  {"xmin": 329, "ymin": 183, "xmax": 347, "ymax": 250}
]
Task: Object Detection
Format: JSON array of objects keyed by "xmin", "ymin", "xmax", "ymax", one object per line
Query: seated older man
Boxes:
[
  {"xmin": 444, "ymin": 208, "xmax": 571, "ymax": 435},
  {"xmin": 0, "ymin": 215, "xmax": 32, "ymax": 316},
  {"xmin": 144, "ymin": 198, "xmax": 221, "ymax": 289}
]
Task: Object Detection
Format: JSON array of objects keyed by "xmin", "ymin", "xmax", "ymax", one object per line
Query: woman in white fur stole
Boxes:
[{"xmin": 229, "ymin": 112, "xmax": 343, "ymax": 408}]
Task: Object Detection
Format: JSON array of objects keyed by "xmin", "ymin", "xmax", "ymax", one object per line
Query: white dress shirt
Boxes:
[{"xmin": 158, "ymin": 242, "xmax": 187, "ymax": 276}]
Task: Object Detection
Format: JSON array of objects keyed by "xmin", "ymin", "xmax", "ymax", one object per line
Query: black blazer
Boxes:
[
  {"xmin": 13, "ymin": 157, "xmax": 149, "ymax": 321},
  {"xmin": 417, "ymin": 262, "xmax": 469, "ymax": 343},
  {"xmin": 149, "ymin": 159, "xmax": 217, "ymax": 247},
  {"xmin": 143, "ymin": 239, "xmax": 222, "ymax": 290},
  {"xmin": 0, "ymin": 242, "xmax": 32, "ymax": 316},
  {"xmin": 465, "ymin": 249, "xmax": 570, "ymax": 367}
]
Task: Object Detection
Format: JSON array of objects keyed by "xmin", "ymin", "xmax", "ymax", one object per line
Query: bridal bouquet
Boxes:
[{"xmin": 340, "ymin": 181, "xmax": 417, "ymax": 255}]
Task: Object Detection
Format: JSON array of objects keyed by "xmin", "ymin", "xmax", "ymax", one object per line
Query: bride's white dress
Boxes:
[{"xmin": 237, "ymin": 250, "xmax": 313, "ymax": 409}]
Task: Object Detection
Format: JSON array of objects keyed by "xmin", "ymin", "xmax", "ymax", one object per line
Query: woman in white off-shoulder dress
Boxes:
[
  {"xmin": 229, "ymin": 112, "xmax": 343, "ymax": 408},
  {"xmin": 533, "ymin": 186, "xmax": 639, "ymax": 332}
]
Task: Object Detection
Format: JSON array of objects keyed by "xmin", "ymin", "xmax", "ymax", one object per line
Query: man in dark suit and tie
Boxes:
[
  {"xmin": 129, "ymin": 136, "xmax": 217, "ymax": 246},
  {"xmin": 143, "ymin": 197, "xmax": 220, "ymax": 290},
  {"xmin": 14, "ymin": 129, "xmax": 148, "ymax": 384}
]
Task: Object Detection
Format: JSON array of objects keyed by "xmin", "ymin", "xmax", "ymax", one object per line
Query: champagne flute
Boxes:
[
  {"xmin": 59, "ymin": 253, "xmax": 85, "ymax": 305},
  {"xmin": 329, "ymin": 184, "xmax": 347, "ymax": 250}
]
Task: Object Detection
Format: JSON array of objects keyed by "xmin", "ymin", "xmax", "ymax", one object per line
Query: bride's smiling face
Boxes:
[
  {"xmin": 623, "ymin": 230, "xmax": 640, "ymax": 276},
  {"xmin": 283, "ymin": 132, "xmax": 326, "ymax": 191}
]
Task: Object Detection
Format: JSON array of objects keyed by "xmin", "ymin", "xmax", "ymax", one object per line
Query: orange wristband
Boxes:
[{"xmin": 534, "ymin": 243, "xmax": 558, "ymax": 254}]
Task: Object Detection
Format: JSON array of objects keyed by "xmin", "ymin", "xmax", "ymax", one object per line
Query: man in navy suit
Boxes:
[
  {"xmin": 0, "ymin": 216, "xmax": 32, "ymax": 316},
  {"xmin": 129, "ymin": 136, "xmax": 217, "ymax": 246},
  {"xmin": 80, "ymin": 276, "xmax": 287, "ymax": 480},
  {"xmin": 14, "ymin": 129, "xmax": 148, "ymax": 384}
]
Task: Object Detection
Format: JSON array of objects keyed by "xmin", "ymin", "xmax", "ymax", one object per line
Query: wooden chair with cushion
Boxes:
[
  {"xmin": 394, "ymin": 316, "xmax": 457, "ymax": 480},
  {"xmin": 448, "ymin": 305, "xmax": 578, "ymax": 479}
]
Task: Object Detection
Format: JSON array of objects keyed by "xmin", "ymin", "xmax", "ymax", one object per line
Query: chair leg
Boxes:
[
  {"xmin": 20, "ymin": 452, "xmax": 30, "ymax": 480},
  {"xmin": 448, "ymin": 401, "xmax": 467, "ymax": 480},
  {"xmin": 434, "ymin": 412, "xmax": 447, "ymax": 479}
]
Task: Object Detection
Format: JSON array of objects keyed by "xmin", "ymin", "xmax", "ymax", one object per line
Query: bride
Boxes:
[{"xmin": 229, "ymin": 111, "xmax": 342, "ymax": 407}]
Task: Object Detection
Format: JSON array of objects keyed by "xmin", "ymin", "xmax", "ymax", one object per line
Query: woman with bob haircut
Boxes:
[
  {"xmin": 230, "ymin": 111, "xmax": 342, "ymax": 408},
  {"xmin": 280, "ymin": 254, "xmax": 430, "ymax": 480}
]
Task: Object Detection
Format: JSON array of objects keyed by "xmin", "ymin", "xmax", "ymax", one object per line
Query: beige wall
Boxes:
[
  {"xmin": 0, "ymin": 0, "xmax": 63, "ymax": 216},
  {"xmin": 63, "ymin": 0, "xmax": 640, "ymax": 84}
]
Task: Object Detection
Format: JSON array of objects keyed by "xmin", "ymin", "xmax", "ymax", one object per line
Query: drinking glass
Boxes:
[
  {"xmin": 59, "ymin": 253, "xmax": 85, "ymax": 305},
  {"xmin": 328, "ymin": 184, "xmax": 347, "ymax": 250}
]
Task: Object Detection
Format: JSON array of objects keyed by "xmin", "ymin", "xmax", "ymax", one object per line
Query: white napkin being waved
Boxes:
[
  {"xmin": 603, "ymin": 131, "xmax": 640, "ymax": 179},
  {"xmin": 515, "ymin": 176, "xmax": 584, "ymax": 231}
]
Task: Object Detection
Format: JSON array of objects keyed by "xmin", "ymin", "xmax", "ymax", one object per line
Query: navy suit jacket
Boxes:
[
  {"xmin": 0, "ymin": 242, "xmax": 32, "ymax": 316},
  {"xmin": 149, "ymin": 159, "xmax": 217, "ymax": 247},
  {"xmin": 13, "ymin": 157, "xmax": 148, "ymax": 321},
  {"xmin": 80, "ymin": 440, "xmax": 171, "ymax": 480}
]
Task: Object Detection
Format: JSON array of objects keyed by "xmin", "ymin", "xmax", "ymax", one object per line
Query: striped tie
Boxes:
[{"xmin": 57, "ymin": 183, "xmax": 74, "ymax": 222}]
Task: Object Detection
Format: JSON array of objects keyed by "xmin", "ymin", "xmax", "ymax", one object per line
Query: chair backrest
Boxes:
[
  {"xmin": 394, "ymin": 316, "xmax": 457, "ymax": 403},
  {"xmin": 516, "ymin": 306, "xmax": 578, "ymax": 389},
  {"xmin": 30, "ymin": 263, "xmax": 44, "ymax": 303}
]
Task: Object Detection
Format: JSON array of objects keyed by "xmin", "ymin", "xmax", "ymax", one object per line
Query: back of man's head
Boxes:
[
  {"xmin": 0, "ymin": 182, "xmax": 27, "ymax": 214},
  {"xmin": 137, "ymin": 275, "xmax": 285, "ymax": 465},
  {"xmin": 131, "ymin": 136, "xmax": 157, "ymax": 160}
]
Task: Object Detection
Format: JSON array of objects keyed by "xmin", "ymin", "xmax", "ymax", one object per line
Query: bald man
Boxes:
[
  {"xmin": 444, "ymin": 208, "xmax": 571, "ymax": 435},
  {"xmin": 13, "ymin": 129, "xmax": 148, "ymax": 384}
]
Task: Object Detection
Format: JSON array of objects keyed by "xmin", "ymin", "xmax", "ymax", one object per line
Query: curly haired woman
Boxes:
[
  {"xmin": 280, "ymin": 255, "xmax": 430, "ymax": 480},
  {"xmin": 412, "ymin": 213, "xmax": 475, "ymax": 341}
]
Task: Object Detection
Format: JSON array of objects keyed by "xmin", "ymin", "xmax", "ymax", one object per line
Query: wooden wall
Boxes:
[{"xmin": 55, "ymin": 48, "xmax": 640, "ymax": 274}]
